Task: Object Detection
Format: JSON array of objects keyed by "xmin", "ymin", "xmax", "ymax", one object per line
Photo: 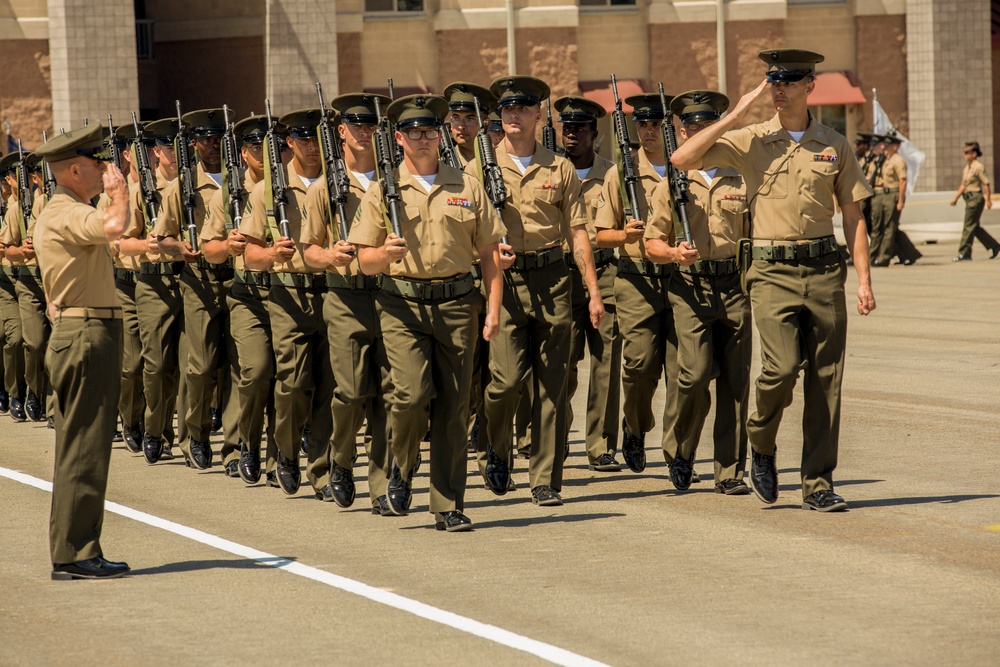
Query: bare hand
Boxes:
[
  {"xmin": 498, "ymin": 242, "xmax": 515, "ymax": 270},
  {"xmin": 857, "ymin": 284, "xmax": 876, "ymax": 316},
  {"xmin": 731, "ymin": 79, "xmax": 769, "ymax": 122},
  {"xmin": 949, "ymin": 198, "xmax": 958, "ymax": 207},
  {"xmin": 482, "ymin": 311, "xmax": 499, "ymax": 342},
  {"xmin": 384, "ymin": 233, "xmax": 408, "ymax": 262},
  {"xmin": 674, "ymin": 241, "xmax": 699, "ymax": 266},
  {"xmin": 623, "ymin": 219, "xmax": 645, "ymax": 244},
  {"xmin": 330, "ymin": 239, "xmax": 356, "ymax": 266},
  {"xmin": 102, "ymin": 164, "xmax": 128, "ymax": 201},
  {"xmin": 145, "ymin": 236, "xmax": 159, "ymax": 254},
  {"xmin": 588, "ymin": 295, "xmax": 606, "ymax": 329},
  {"xmin": 271, "ymin": 237, "xmax": 296, "ymax": 262},
  {"xmin": 22, "ymin": 238, "xmax": 36, "ymax": 261},
  {"xmin": 896, "ymin": 202, "xmax": 905, "ymax": 212},
  {"xmin": 987, "ymin": 198, "xmax": 993, "ymax": 210},
  {"xmin": 180, "ymin": 241, "xmax": 201, "ymax": 263},
  {"xmin": 227, "ymin": 229, "xmax": 247, "ymax": 257}
]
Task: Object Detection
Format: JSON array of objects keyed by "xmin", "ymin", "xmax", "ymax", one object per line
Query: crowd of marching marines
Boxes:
[{"xmin": 3, "ymin": 48, "xmax": 882, "ymax": 580}]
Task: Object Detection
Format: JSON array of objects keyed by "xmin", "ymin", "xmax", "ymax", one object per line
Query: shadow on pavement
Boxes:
[
  {"xmin": 395, "ymin": 512, "xmax": 628, "ymax": 530},
  {"xmin": 849, "ymin": 493, "xmax": 1000, "ymax": 508},
  {"xmin": 129, "ymin": 556, "xmax": 298, "ymax": 576}
]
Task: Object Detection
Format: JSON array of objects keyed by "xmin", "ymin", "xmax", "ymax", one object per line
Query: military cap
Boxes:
[
  {"xmin": 855, "ymin": 132, "xmax": 873, "ymax": 145},
  {"xmin": 877, "ymin": 133, "xmax": 902, "ymax": 145},
  {"xmin": 670, "ymin": 90, "xmax": 729, "ymax": 124},
  {"xmin": 25, "ymin": 153, "xmax": 43, "ymax": 171},
  {"xmin": 145, "ymin": 118, "xmax": 181, "ymax": 145},
  {"xmin": 34, "ymin": 123, "xmax": 112, "ymax": 164},
  {"xmin": 625, "ymin": 94, "xmax": 666, "ymax": 122},
  {"xmin": 278, "ymin": 109, "xmax": 324, "ymax": 139},
  {"xmin": 759, "ymin": 49, "xmax": 824, "ymax": 83},
  {"xmin": 443, "ymin": 82, "xmax": 495, "ymax": 113},
  {"xmin": 490, "ymin": 75, "xmax": 550, "ymax": 108},
  {"xmin": 487, "ymin": 110, "xmax": 503, "ymax": 133},
  {"xmin": 181, "ymin": 108, "xmax": 228, "ymax": 137},
  {"xmin": 111, "ymin": 122, "xmax": 144, "ymax": 146},
  {"xmin": 553, "ymin": 96, "xmax": 606, "ymax": 123},
  {"xmin": 234, "ymin": 115, "xmax": 271, "ymax": 144},
  {"xmin": 386, "ymin": 94, "xmax": 449, "ymax": 130},
  {"xmin": 0, "ymin": 153, "xmax": 18, "ymax": 176},
  {"xmin": 964, "ymin": 141, "xmax": 982, "ymax": 156},
  {"xmin": 332, "ymin": 93, "xmax": 391, "ymax": 125}
]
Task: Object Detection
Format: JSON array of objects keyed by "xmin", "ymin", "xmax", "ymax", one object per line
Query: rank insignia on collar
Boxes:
[
  {"xmin": 814, "ymin": 154, "xmax": 838, "ymax": 162},
  {"xmin": 447, "ymin": 197, "xmax": 471, "ymax": 207},
  {"xmin": 723, "ymin": 194, "xmax": 747, "ymax": 201}
]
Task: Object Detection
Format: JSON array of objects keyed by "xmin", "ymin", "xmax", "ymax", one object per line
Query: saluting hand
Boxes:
[
  {"xmin": 103, "ymin": 163, "xmax": 128, "ymax": 202},
  {"xmin": 227, "ymin": 229, "xmax": 247, "ymax": 257},
  {"xmin": 384, "ymin": 233, "xmax": 408, "ymax": 262},
  {"xmin": 730, "ymin": 79, "xmax": 769, "ymax": 123}
]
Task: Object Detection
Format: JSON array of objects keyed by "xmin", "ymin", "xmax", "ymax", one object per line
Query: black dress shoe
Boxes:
[
  {"xmin": 51, "ymin": 557, "xmax": 131, "ymax": 581},
  {"xmin": 668, "ymin": 456, "xmax": 694, "ymax": 490},
  {"xmin": 25, "ymin": 388, "xmax": 42, "ymax": 422},
  {"xmin": 749, "ymin": 451, "xmax": 779, "ymax": 504},
  {"xmin": 47, "ymin": 416, "xmax": 54, "ymax": 429},
  {"xmin": 715, "ymin": 479, "xmax": 750, "ymax": 495},
  {"xmin": 122, "ymin": 423, "xmax": 143, "ymax": 453},
  {"xmin": 371, "ymin": 495, "xmax": 391, "ymax": 516},
  {"xmin": 484, "ymin": 444, "xmax": 511, "ymax": 496},
  {"xmin": 621, "ymin": 418, "xmax": 646, "ymax": 473},
  {"xmin": 211, "ymin": 407, "xmax": 223, "ymax": 434},
  {"xmin": 531, "ymin": 485, "xmax": 563, "ymax": 506},
  {"xmin": 9, "ymin": 397, "xmax": 26, "ymax": 422},
  {"xmin": 112, "ymin": 429, "xmax": 123, "ymax": 442},
  {"xmin": 386, "ymin": 467, "xmax": 412, "ymax": 516},
  {"xmin": 142, "ymin": 432, "xmax": 163, "ymax": 464},
  {"xmin": 276, "ymin": 455, "xmax": 301, "ymax": 495},
  {"xmin": 802, "ymin": 489, "xmax": 848, "ymax": 512},
  {"xmin": 223, "ymin": 460, "xmax": 239, "ymax": 477},
  {"xmin": 589, "ymin": 453, "xmax": 622, "ymax": 472},
  {"xmin": 265, "ymin": 471, "xmax": 280, "ymax": 488},
  {"xmin": 329, "ymin": 465, "xmax": 356, "ymax": 508},
  {"xmin": 952, "ymin": 254, "xmax": 972, "ymax": 262},
  {"xmin": 188, "ymin": 439, "xmax": 213, "ymax": 470},
  {"xmin": 435, "ymin": 511, "xmax": 473, "ymax": 532},
  {"xmin": 300, "ymin": 424, "xmax": 311, "ymax": 456},
  {"xmin": 991, "ymin": 247, "xmax": 1000, "ymax": 260},
  {"xmin": 238, "ymin": 442, "xmax": 261, "ymax": 484},
  {"xmin": 0, "ymin": 389, "xmax": 9, "ymax": 414}
]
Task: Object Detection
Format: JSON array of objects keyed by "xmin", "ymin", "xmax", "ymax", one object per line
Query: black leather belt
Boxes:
[
  {"xmin": 233, "ymin": 269, "xmax": 271, "ymax": 287},
  {"xmin": 566, "ymin": 247, "xmax": 616, "ymax": 272},
  {"xmin": 271, "ymin": 272, "xmax": 326, "ymax": 290},
  {"xmin": 470, "ymin": 263, "xmax": 482, "ymax": 281},
  {"xmin": 140, "ymin": 262, "xmax": 185, "ymax": 276},
  {"xmin": 751, "ymin": 236, "xmax": 839, "ymax": 262},
  {"xmin": 14, "ymin": 266, "xmax": 41, "ymax": 279},
  {"xmin": 381, "ymin": 273, "xmax": 474, "ymax": 302},
  {"xmin": 326, "ymin": 273, "xmax": 379, "ymax": 291},
  {"xmin": 963, "ymin": 191, "xmax": 984, "ymax": 200},
  {"xmin": 511, "ymin": 246, "xmax": 563, "ymax": 271},
  {"xmin": 0, "ymin": 266, "xmax": 15, "ymax": 278},
  {"xmin": 678, "ymin": 257, "xmax": 739, "ymax": 276},
  {"xmin": 617, "ymin": 257, "xmax": 674, "ymax": 277},
  {"xmin": 114, "ymin": 267, "xmax": 138, "ymax": 285},
  {"xmin": 196, "ymin": 256, "xmax": 235, "ymax": 271},
  {"xmin": 185, "ymin": 262, "xmax": 235, "ymax": 281}
]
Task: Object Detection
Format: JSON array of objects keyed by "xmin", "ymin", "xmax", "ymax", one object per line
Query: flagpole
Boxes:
[{"xmin": 872, "ymin": 88, "xmax": 877, "ymax": 132}]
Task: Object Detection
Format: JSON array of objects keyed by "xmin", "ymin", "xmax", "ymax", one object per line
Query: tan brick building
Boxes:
[{"xmin": 0, "ymin": 0, "xmax": 995, "ymax": 191}]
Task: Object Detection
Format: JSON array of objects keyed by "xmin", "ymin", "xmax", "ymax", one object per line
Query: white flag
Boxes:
[{"xmin": 873, "ymin": 92, "xmax": 924, "ymax": 198}]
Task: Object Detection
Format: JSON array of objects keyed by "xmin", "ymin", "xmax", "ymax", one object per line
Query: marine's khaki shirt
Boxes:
[
  {"xmin": 240, "ymin": 160, "xmax": 318, "ymax": 275},
  {"xmin": 123, "ymin": 173, "xmax": 171, "ymax": 263},
  {"xmin": 577, "ymin": 154, "xmax": 614, "ymax": 246},
  {"xmin": 703, "ymin": 113, "xmax": 872, "ymax": 241},
  {"xmin": 962, "ymin": 159, "xmax": 990, "ymax": 193},
  {"xmin": 350, "ymin": 161, "xmax": 504, "ymax": 280},
  {"xmin": 101, "ymin": 180, "xmax": 143, "ymax": 271},
  {"xmin": 0, "ymin": 188, "xmax": 43, "ymax": 267},
  {"xmin": 645, "ymin": 167, "xmax": 748, "ymax": 261},
  {"xmin": 155, "ymin": 161, "xmax": 220, "ymax": 243},
  {"xmin": 36, "ymin": 185, "xmax": 118, "ymax": 309},
  {"xmin": 594, "ymin": 147, "xmax": 665, "ymax": 261},
  {"xmin": 464, "ymin": 142, "xmax": 587, "ymax": 253},
  {"xmin": 879, "ymin": 153, "xmax": 906, "ymax": 191},
  {"xmin": 1, "ymin": 204, "xmax": 20, "ymax": 267},
  {"xmin": 202, "ymin": 171, "xmax": 258, "ymax": 271},
  {"xmin": 0, "ymin": 195, "xmax": 10, "ymax": 269},
  {"xmin": 300, "ymin": 170, "xmax": 367, "ymax": 277}
]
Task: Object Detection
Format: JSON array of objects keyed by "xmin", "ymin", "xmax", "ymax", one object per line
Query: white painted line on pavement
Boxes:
[{"xmin": 0, "ymin": 466, "xmax": 611, "ymax": 667}]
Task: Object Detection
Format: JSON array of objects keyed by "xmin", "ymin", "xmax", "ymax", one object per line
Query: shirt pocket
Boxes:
[
  {"xmin": 716, "ymin": 197, "xmax": 749, "ymax": 237},
  {"xmin": 534, "ymin": 186, "xmax": 563, "ymax": 206},
  {"xmin": 753, "ymin": 158, "xmax": 789, "ymax": 199},
  {"xmin": 809, "ymin": 161, "xmax": 839, "ymax": 198},
  {"xmin": 442, "ymin": 205, "xmax": 476, "ymax": 244}
]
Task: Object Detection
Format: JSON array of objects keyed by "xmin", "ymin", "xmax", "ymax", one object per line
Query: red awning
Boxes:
[
  {"xmin": 580, "ymin": 79, "xmax": 645, "ymax": 113},
  {"xmin": 807, "ymin": 71, "xmax": 866, "ymax": 106}
]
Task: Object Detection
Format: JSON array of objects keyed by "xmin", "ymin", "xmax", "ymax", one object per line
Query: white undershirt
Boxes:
[
  {"xmin": 206, "ymin": 172, "xmax": 222, "ymax": 187},
  {"xmin": 575, "ymin": 167, "xmax": 591, "ymax": 181},
  {"xmin": 698, "ymin": 168, "xmax": 718, "ymax": 187},
  {"xmin": 412, "ymin": 173, "xmax": 437, "ymax": 193},
  {"xmin": 652, "ymin": 164, "xmax": 667, "ymax": 179},
  {"xmin": 510, "ymin": 154, "xmax": 533, "ymax": 174},
  {"xmin": 299, "ymin": 175, "xmax": 317, "ymax": 189},
  {"xmin": 787, "ymin": 130, "xmax": 806, "ymax": 143},
  {"xmin": 353, "ymin": 169, "xmax": 376, "ymax": 192}
]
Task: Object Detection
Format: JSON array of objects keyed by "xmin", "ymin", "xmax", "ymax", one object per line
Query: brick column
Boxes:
[
  {"xmin": 906, "ymin": 0, "xmax": 993, "ymax": 192},
  {"xmin": 47, "ymin": 0, "xmax": 139, "ymax": 132},
  {"xmin": 265, "ymin": 0, "xmax": 338, "ymax": 113}
]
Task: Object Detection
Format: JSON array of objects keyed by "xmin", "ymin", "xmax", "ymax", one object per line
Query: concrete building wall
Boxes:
[
  {"xmin": 578, "ymin": 7, "xmax": 647, "ymax": 83},
  {"xmin": 361, "ymin": 13, "xmax": 438, "ymax": 90},
  {"xmin": 154, "ymin": 37, "xmax": 265, "ymax": 120},
  {"xmin": 266, "ymin": 0, "xmax": 339, "ymax": 111},
  {"xmin": 856, "ymin": 13, "xmax": 907, "ymax": 134},
  {"xmin": 0, "ymin": 39, "xmax": 51, "ymax": 150}
]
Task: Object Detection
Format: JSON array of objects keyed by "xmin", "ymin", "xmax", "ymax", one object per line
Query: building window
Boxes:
[
  {"xmin": 136, "ymin": 19, "xmax": 154, "ymax": 60},
  {"xmin": 364, "ymin": 0, "xmax": 424, "ymax": 11},
  {"xmin": 580, "ymin": 0, "xmax": 636, "ymax": 6},
  {"xmin": 813, "ymin": 105, "xmax": 846, "ymax": 137}
]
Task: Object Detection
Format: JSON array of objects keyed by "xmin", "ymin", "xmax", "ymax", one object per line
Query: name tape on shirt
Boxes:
[
  {"xmin": 447, "ymin": 197, "xmax": 471, "ymax": 208},
  {"xmin": 814, "ymin": 153, "xmax": 838, "ymax": 163}
]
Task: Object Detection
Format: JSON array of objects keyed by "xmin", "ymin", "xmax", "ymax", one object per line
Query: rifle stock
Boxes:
[{"xmin": 15, "ymin": 140, "xmax": 33, "ymax": 239}]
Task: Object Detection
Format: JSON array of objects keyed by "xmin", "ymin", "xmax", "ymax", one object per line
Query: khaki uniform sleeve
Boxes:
[
  {"xmin": 594, "ymin": 168, "xmax": 623, "ymax": 231},
  {"xmin": 200, "ymin": 188, "xmax": 228, "ymax": 242},
  {"xmin": 895, "ymin": 155, "xmax": 907, "ymax": 181},
  {"xmin": 347, "ymin": 182, "xmax": 387, "ymax": 248},
  {"xmin": 1, "ymin": 207, "xmax": 21, "ymax": 246},
  {"xmin": 559, "ymin": 162, "xmax": 589, "ymax": 240},
  {"xmin": 239, "ymin": 181, "xmax": 268, "ymax": 242},
  {"xmin": 469, "ymin": 175, "xmax": 505, "ymax": 248},
  {"xmin": 300, "ymin": 177, "xmax": 331, "ymax": 247},
  {"xmin": 835, "ymin": 137, "xmax": 874, "ymax": 204},
  {"xmin": 702, "ymin": 127, "xmax": 753, "ymax": 171},
  {"xmin": 644, "ymin": 178, "xmax": 675, "ymax": 243},
  {"xmin": 154, "ymin": 179, "xmax": 181, "ymax": 237},
  {"xmin": 976, "ymin": 162, "xmax": 990, "ymax": 187},
  {"xmin": 124, "ymin": 185, "xmax": 148, "ymax": 239}
]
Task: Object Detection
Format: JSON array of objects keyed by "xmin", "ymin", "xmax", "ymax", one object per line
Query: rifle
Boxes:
[
  {"xmin": 868, "ymin": 153, "xmax": 886, "ymax": 189},
  {"xmin": 610, "ymin": 74, "xmax": 643, "ymax": 225},
  {"xmin": 386, "ymin": 78, "xmax": 404, "ymax": 167},
  {"xmin": 658, "ymin": 83, "xmax": 694, "ymax": 247},
  {"xmin": 131, "ymin": 112, "xmax": 159, "ymax": 231},
  {"xmin": 316, "ymin": 83, "xmax": 352, "ymax": 246},
  {"xmin": 372, "ymin": 97, "xmax": 403, "ymax": 241},
  {"xmin": 15, "ymin": 140, "xmax": 33, "ymax": 239},
  {"xmin": 542, "ymin": 98, "xmax": 557, "ymax": 153},
  {"xmin": 40, "ymin": 131, "xmax": 56, "ymax": 201},
  {"xmin": 173, "ymin": 101, "xmax": 199, "ymax": 252},
  {"xmin": 439, "ymin": 122, "xmax": 462, "ymax": 170},
  {"xmin": 220, "ymin": 104, "xmax": 243, "ymax": 231},
  {"xmin": 107, "ymin": 114, "xmax": 125, "ymax": 173},
  {"xmin": 472, "ymin": 95, "xmax": 510, "ymax": 255},
  {"xmin": 264, "ymin": 99, "xmax": 291, "ymax": 240}
]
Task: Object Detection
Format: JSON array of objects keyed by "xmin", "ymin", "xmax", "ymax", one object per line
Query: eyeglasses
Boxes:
[
  {"xmin": 448, "ymin": 116, "xmax": 480, "ymax": 128},
  {"xmin": 76, "ymin": 147, "xmax": 113, "ymax": 162},
  {"xmin": 404, "ymin": 128, "xmax": 441, "ymax": 141}
]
